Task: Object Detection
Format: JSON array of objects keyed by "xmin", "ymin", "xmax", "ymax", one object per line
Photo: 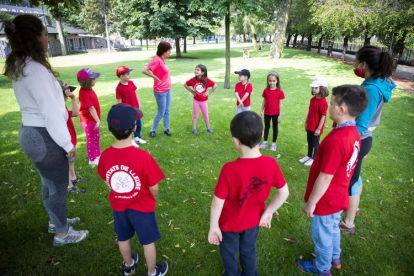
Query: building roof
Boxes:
[{"xmin": 0, "ymin": 4, "xmax": 48, "ymax": 16}]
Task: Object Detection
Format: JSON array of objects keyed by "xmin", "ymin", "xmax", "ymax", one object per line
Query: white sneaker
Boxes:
[
  {"xmin": 304, "ymin": 158, "xmax": 314, "ymax": 166},
  {"xmin": 134, "ymin": 137, "xmax": 147, "ymax": 144},
  {"xmin": 132, "ymin": 139, "xmax": 140, "ymax": 148},
  {"xmin": 89, "ymin": 158, "xmax": 99, "ymax": 166},
  {"xmin": 299, "ymin": 156, "xmax": 311, "ymax": 163}
]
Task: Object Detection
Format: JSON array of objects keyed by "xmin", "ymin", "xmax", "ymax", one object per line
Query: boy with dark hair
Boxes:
[
  {"xmin": 297, "ymin": 85, "xmax": 368, "ymax": 275},
  {"xmin": 98, "ymin": 104, "xmax": 168, "ymax": 276},
  {"xmin": 234, "ymin": 69, "xmax": 253, "ymax": 114},
  {"xmin": 116, "ymin": 66, "xmax": 146, "ymax": 148},
  {"xmin": 208, "ymin": 111, "xmax": 289, "ymax": 275}
]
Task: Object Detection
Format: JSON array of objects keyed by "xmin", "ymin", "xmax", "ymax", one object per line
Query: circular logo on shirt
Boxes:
[
  {"xmin": 110, "ymin": 171, "xmax": 135, "ymax": 193},
  {"xmin": 194, "ymin": 83, "xmax": 205, "ymax": 94}
]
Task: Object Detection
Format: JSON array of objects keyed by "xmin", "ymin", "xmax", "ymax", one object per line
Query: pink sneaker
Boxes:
[{"xmin": 259, "ymin": 142, "xmax": 268, "ymax": 149}]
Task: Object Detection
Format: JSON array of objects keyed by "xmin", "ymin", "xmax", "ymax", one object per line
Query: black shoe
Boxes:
[
  {"xmin": 163, "ymin": 129, "xmax": 172, "ymax": 137},
  {"xmin": 124, "ymin": 252, "xmax": 138, "ymax": 276},
  {"xmin": 150, "ymin": 131, "xmax": 156, "ymax": 138},
  {"xmin": 67, "ymin": 186, "xmax": 86, "ymax": 194},
  {"xmin": 147, "ymin": 260, "xmax": 168, "ymax": 276}
]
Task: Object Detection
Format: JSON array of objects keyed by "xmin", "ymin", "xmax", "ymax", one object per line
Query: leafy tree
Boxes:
[{"xmin": 0, "ymin": 11, "xmax": 15, "ymax": 21}]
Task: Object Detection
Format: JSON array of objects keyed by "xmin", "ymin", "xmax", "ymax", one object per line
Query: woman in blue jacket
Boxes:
[{"xmin": 340, "ymin": 46, "xmax": 395, "ymax": 234}]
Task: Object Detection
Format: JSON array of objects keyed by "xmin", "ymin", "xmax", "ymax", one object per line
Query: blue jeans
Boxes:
[
  {"xmin": 134, "ymin": 119, "xmax": 142, "ymax": 138},
  {"xmin": 151, "ymin": 90, "xmax": 171, "ymax": 132},
  {"xmin": 219, "ymin": 226, "xmax": 260, "ymax": 276},
  {"xmin": 311, "ymin": 211, "xmax": 342, "ymax": 271}
]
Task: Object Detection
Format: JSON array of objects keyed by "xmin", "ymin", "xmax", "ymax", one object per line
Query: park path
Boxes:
[{"xmin": 309, "ymin": 48, "xmax": 414, "ymax": 94}]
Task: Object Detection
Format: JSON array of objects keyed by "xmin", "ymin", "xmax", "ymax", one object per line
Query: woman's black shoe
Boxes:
[
  {"xmin": 150, "ymin": 131, "xmax": 156, "ymax": 138},
  {"xmin": 164, "ymin": 129, "xmax": 172, "ymax": 137}
]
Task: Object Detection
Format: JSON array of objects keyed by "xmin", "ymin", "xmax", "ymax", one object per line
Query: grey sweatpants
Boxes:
[{"xmin": 19, "ymin": 125, "xmax": 69, "ymax": 233}]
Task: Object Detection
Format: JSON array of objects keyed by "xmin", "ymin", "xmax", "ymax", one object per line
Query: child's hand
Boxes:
[
  {"xmin": 203, "ymin": 92, "xmax": 209, "ymax": 97},
  {"xmin": 64, "ymin": 89, "xmax": 75, "ymax": 99},
  {"xmin": 238, "ymin": 102, "xmax": 244, "ymax": 108},
  {"xmin": 94, "ymin": 121, "xmax": 100, "ymax": 129},
  {"xmin": 303, "ymin": 202, "xmax": 316, "ymax": 217},
  {"xmin": 260, "ymin": 110, "xmax": 263, "ymax": 118},
  {"xmin": 66, "ymin": 146, "xmax": 76, "ymax": 158},
  {"xmin": 304, "ymin": 123, "xmax": 307, "ymax": 131},
  {"xmin": 259, "ymin": 211, "xmax": 273, "ymax": 228},
  {"xmin": 278, "ymin": 116, "xmax": 282, "ymax": 123},
  {"xmin": 153, "ymin": 75, "xmax": 161, "ymax": 82},
  {"xmin": 314, "ymin": 129, "xmax": 321, "ymax": 136},
  {"xmin": 208, "ymin": 226, "xmax": 222, "ymax": 245}
]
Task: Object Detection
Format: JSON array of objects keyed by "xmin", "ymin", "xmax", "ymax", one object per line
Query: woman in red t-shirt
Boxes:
[
  {"xmin": 299, "ymin": 77, "xmax": 329, "ymax": 166},
  {"xmin": 77, "ymin": 68, "xmax": 101, "ymax": 166},
  {"xmin": 184, "ymin": 64, "xmax": 217, "ymax": 135},
  {"xmin": 259, "ymin": 71, "xmax": 285, "ymax": 152}
]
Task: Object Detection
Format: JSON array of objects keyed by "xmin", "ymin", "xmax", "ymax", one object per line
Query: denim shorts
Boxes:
[
  {"xmin": 349, "ymin": 175, "xmax": 362, "ymax": 196},
  {"xmin": 113, "ymin": 209, "xmax": 161, "ymax": 245}
]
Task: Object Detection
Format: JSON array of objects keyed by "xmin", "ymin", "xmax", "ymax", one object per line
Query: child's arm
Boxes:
[
  {"xmin": 305, "ymin": 114, "xmax": 308, "ymax": 131},
  {"xmin": 203, "ymin": 84, "xmax": 218, "ymax": 97},
  {"xmin": 260, "ymin": 99, "xmax": 266, "ymax": 117},
  {"xmin": 278, "ymin": 99, "xmax": 283, "ymax": 123},
  {"xmin": 303, "ymin": 172, "xmax": 334, "ymax": 217},
  {"xmin": 184, "ymin": 84, "xmax": 196, "ymax": 96},
  {"xmin": 149, "ymin": 184, "xmax": 159, "ymax": 197},
  {"xmin": 235, "ymin": 92, "xmax": 244, "ymax": 107},
  {"xmin": 117, "ymin": 99, "xmax": 122, "ymax": 104},
  {"xmin": 88, "ymin": 106, "xmax": 100, "ymax": 129},
  {"xmin": 259, "ymin": 184, "xmax": 289, "ymax": 228},
  {"xmin": 239, "ymin": 93, "xmax": 250, "ymax": 106},
  {"xmin": 314, "ymin": 115, "xmax": 326, "ymax": 136},
  {"xmin": 136, "ymin": 93, "xmax": 141, "ymax": 109},
  {"xmin": 65, "ymin": 89, "xmax": 79, "ymax": 117},
  {"xmin": 208, "ymin": 196, "xmax": 225, "ymax": 245}
]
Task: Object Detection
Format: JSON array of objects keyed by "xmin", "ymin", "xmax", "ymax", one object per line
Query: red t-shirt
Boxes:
[
  {"xmin": 306, "ymin": 97, "xmax": 328, "ymax": 134},
  {"xmin": 235, "ymin": 82, "xmax": 253, "ymax": 107},
  {"xmin": 262, "ymin": 88, "xmax": 285, "ymax": 115},
  {"xmin": 97, "ymin": 146, "xmax": 165, "ymax": 212},
  {"xmin": 304, "ymin": 126, "xmax": 361, "ymax": 216},
  {"xmin": 116, "ymin": 81, "xmax": 139, "ymax": 108},
  {"xmin": 214, "ymin": 156, "xmax": 286, "ymax": 232},
  {"xmin": 65, "ymin": 106, "xmax": 77, "ymax": 146},
  {"xmin": 147, "ymin": 55, "xmax": 171, "ymax": 93},
  {"xmin": 79, "ymin": 88, "xmax": 100, "ymax": 124},
  {"xmin": 185, "ymin": 77, "xmax": 216, "ymax": 102}
]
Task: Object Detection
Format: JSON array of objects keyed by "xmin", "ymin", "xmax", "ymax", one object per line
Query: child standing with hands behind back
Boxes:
[
  {"xmin": 260, "ymin": 71, "xmax": 285, "ymax": 151},
  {"xmin": 78, "ymin": 68, "xmax": 101, "ymax": 166},
  {"xmin": 184, "ymin": 64, "xmax": 217, "ymax": 135},
  {"xmin": 234, "ymin": 69, "xmax": 252, "ymax": 114},
  {"xmin": 299, "ymin": 77, "xmax": 329, "ymax": 166}
]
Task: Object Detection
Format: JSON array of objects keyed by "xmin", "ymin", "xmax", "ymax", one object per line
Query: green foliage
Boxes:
[{"xmin": 0, "ymin": 11, "xmax": 15, "ymax": 21}]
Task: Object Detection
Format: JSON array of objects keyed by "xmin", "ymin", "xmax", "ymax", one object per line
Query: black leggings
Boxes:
[
  {"xmin": 348, "ymin": 137, "xmax": 373, "ymax": 194},
  {"xmin": 264, "ymin": 114, "xmax": 279, "ymax": 143},
  {"xmin": 306, "ymin": 130, "xmax": 320, "ymax": 159}
]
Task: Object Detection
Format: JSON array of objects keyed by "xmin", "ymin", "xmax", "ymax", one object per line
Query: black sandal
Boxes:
[
  {"xmin": 71, "ymin": 177, "xmax": 89, "ymax": 185},
  {"xmin": 67, "ymin": 186, "xmax": 86, "ymax": 194}
]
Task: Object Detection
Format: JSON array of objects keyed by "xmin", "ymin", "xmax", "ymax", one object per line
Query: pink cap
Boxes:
[{"xmin": 77, "ymin": 68, "xmax": 100, "ymax": 80}]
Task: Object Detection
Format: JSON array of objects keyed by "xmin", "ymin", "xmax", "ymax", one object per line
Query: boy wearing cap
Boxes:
[
  {"xmin": 98, "ymin": 104, "xmax": 168, "ymax": 276},
  {"xmin": 297, "ymin": 85, "xmax": 368, "ymax": 275},
  {"xmin": 234, "ymin": 69, "xmax": 252, "ymax": 114},
  {"xmin": 116, "ymin": 66, "xmax": 146, "ymax": 148},
  {"xmin": 58, "ymin": 80, "xmax": 87, "ymax": 194}
]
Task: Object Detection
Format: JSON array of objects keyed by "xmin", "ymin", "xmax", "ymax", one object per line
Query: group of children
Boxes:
[{"xmin": 61, "ymin": 63, "xmax": 368, "ymax": 276}]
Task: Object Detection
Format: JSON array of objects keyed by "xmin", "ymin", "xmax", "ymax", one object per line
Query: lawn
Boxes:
[{"xmin": 0, "ymin": 42, "xmax": 413, "ymax": 275}]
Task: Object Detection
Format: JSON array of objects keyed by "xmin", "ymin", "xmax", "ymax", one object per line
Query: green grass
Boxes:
[{"xmin": 0, "ymin": 43, "xmax": 413, "ymax": 275}]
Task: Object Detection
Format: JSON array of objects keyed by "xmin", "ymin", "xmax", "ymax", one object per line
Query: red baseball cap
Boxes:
[
  {"xmin": 116, "ymin": 66, "xmax": 133, "ymax": 76},
  {"xmin": 77, "ymin": 68, "xmax": 100, "ymax": 80}
]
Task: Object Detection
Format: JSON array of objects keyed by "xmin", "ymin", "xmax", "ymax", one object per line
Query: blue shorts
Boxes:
[
  {"xmin": 349, "ymin": 176, "xmax": 363, "ymax": 196},
  {"xmin": 113, "ymin": 209, "xmax": 161, "ymax": 245}
]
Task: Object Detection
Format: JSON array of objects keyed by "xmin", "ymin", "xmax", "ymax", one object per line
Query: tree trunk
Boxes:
[
  {"xmin": 300, "ymin": 34, "xmax": 304, "ymax": 45},
  {"xmin": 364, "ymin": 35, "xmax": 371, "ymax": 46},
  {"xmin": 104, "ymin": 13, "xmax": 110, "ymax": 53},
  {"xmin": 306, "ymin": 34, "xmax": 312, "ymax": 51},
  {"xmin": 341, "ymin": 36, "xmax": 349, "ymax": 61},
  {"xmin": 55, "ymin": 17, "xmax": 67, "ymax": 55},
  {"xmin": 183, "ymin": 37, "xmax": 187, "ymax": 53},
  {"xmin": 175, "ymin": 37, "xmax": 182, "ymax": 57},
  {"xmin": 243, "ymin": 33, "xmax": 246, "ymax": 43},
  {"xmin": 292, "ymin": 33, "xmax": 298, "ymax": 48},
  {"xmin": 317, "ymin": 36, "xmax": 323, "ymax": 53},
  {"xmin": 193, "ymin": 37, "xmax": 196, "ymax": 44},
  {"xmin": 391, "ymin": 32, "xmax": 406, "ymax": 73},
  {"xmin": 248, "ymin": 17, "xmax": 258, "ymax": 51},
  {"xmin": 327, "ymin": 36, "xmax": 334, "ymax": 57},
  {"xmin": 285, "ymin": 34, "xmax": 292, "ymax": 47},
  {"xmin": 269, "ymin": 0, "xmax": 292, "ymax": 58},
  {"xmin": 224, "ymin": 4, "xmax": 231, "ymax": 89}
]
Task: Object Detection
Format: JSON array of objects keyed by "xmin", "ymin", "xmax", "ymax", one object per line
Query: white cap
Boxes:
[{"xmin": 310, "ymin": 77, "xmax": 328, "ymax": 88}]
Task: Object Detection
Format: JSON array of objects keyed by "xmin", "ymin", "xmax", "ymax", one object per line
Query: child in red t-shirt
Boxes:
[
  {"xmin": 77, "ymin": 68, "xmax": 101, "ymax": 166},
  {"xmin": 116, "ymin": 65, "xmax": 147, "ymax": 148},
  {"xmin": 98, "ymin": 104, "xmax": 168, "ymax": 276},
  {"xmin": 208, "ymin": 111, "xmax": 289, "ymax": 275},
  {"xmin": 184, "ymin": 64, "xmax": 217, "ymax": 135},
  {"xmin": 259, "ymin": 71, "xmax": 285, "ymax": 151},
  {"xmin": 58, "ymin": 80, "xmax": 88, "ymax": 194},
  {"xmin": 299, "ymin": 77, "xmax": 329, "ymax": 166},
  {"xmin": 234, "ymin": 69, "xmax": 252, "ymax": 114},
  {"xmin": 297, "ymin": 85, "xmax": 368, "ymax": 275}
]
